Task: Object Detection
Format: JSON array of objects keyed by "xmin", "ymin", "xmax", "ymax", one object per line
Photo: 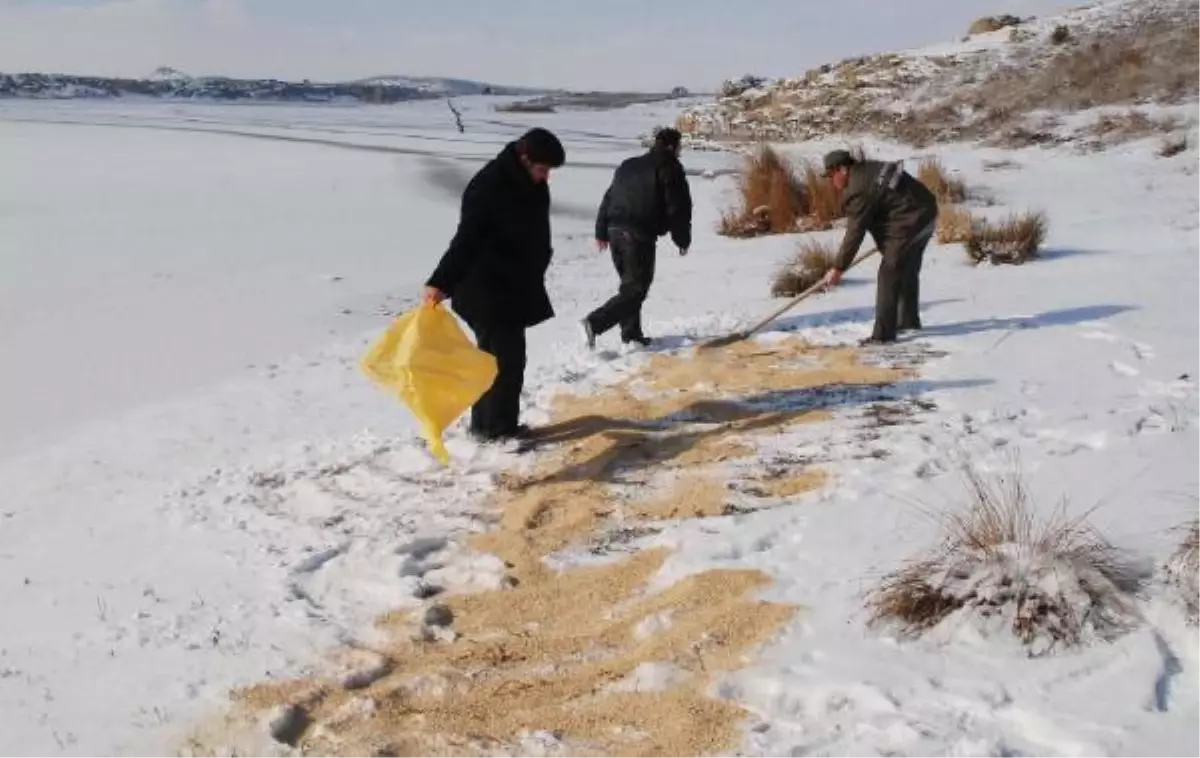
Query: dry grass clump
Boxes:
[
  {"xmin": 719, "ymin": 145, "xmax": 871, "ymax": 237},
  {"xmin": 798, "ymin": 162, "xmax": 844, "ymax": 230},
  {"xmin": 936, "ymin": 204, "xmax": 977, "ymax": 245},
  {"xmin": 1086, "ymin": 109, "xmax": 1180, "ymax": 144},
  {"xmin": 968, "ymin": 14, "xmax": 1022, "ymax": 36},
  {"xmin": 964, "ymin": 211, "xmax": 1047, "ymax": 265},
  {"xmin": 1050, "ymin": 24, "xmax": 1071, "ymax": 45},
  {"xmin": 1163, "ymin": 519, "xmax": 1198, "ymax": 623},
  {"xmin": 866, "ymin": 465, "xmax": 1143, "ymax": 655},
  {"xmin": 1159, "ymin": 135, "xmax": 1189, "ymax": 157},
  {"xmin": 771, "ymin": 239, "xmax": 837, "ymax": 297},
  {"xmin": 718, "ymin": 146, "xmax": 805, "ymax": 237},
  {"xmin": 918, "ymin": 157, "xmax": 967, "ymax": 204}
]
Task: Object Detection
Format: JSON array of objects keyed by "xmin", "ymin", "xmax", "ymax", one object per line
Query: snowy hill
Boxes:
[
  {"xmin": 353, "ymin": 75, "xmax": 544, "ymax": 97},
  {"xmin": 679, "ymin": 0, "xmax": 1197, "ymax": 149},
  {"xmin": 0, "ymin": 69, "xmax": 547, "ymax": 103}
]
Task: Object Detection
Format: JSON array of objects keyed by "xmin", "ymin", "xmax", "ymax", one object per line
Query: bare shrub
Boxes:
[
  {"xmin": 968, "ymin": 14, "xmax": 1022, "ymax": 36},
  {"xmin": 798, "ymin": 162, "xmax": 844, "ymax": 230},
  {"xmin": 771, "ymin": 239, "xmax": 837, "ymax": 297},
  {"xmin": 937, "ymin": 205, "xmax": 977, "ymax": 244},
  {"xmin": 866, "ymin": 464, "xmax": 1143, "ymax": 654},
  {"xmin": 918, "ymin": 157, "xmax": 967, "ymax": 204},
  {"xmin": 965, "ymin": 211, "xmax": 1047, "ymax": 264},
  {"xmin": 718, "ymin": 146, "xmax": 805, "ymax": 237},
  {"xmin": 1164, "ymin": 520, "xmax": 1198, "ymax": 623},
  {"xmin": 1050, "ymin": 24, "xmax": 1071, "ymax": 45},
  {"xmin": 1159, "ymin": 135, "xmax": 1189, "ymax": 157}
]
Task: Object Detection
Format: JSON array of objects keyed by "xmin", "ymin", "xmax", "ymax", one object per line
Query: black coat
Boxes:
[
  {"xmin": 595, "ymin": 147, "xmax": 692, "ymax": 250},
  {"xmin": 427, "ymin": 143, "xmax": 555, "ymax": 329}
]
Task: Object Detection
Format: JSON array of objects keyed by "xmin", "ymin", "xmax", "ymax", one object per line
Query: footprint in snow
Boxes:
[
  {"xmin": 1132, "ymin": 342, "xmax": 1156, "ymax": 361},
  {"xmin": 1110, "ymin": 360, "xmax": 1141, "ymax": 378}
]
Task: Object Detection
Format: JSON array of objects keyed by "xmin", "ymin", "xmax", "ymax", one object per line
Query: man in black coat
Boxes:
[
  {"xmin": 423, "ymin": 128, "xmax": 566, "ymax": 442},
  {"xmin": 583, "ymin": 127, "xmax": 692, "ymax": 349},
  {"xmin": 821, "ymin": 150, "xmax": 938, "ymax": 344}
]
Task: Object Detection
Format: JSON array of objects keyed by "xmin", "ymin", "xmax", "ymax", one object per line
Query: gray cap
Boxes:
[{"xmin": 822, "ymin": 149, "xmax": 856, "ymax": 177}]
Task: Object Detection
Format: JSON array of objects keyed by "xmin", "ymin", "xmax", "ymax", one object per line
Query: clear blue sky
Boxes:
[{"xmin": 0, "ymin": 0, "xmax": 1082, "ymax": 90}]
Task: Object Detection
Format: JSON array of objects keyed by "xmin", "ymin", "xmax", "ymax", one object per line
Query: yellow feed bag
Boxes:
[{"xmin": 361, "ymin": 304, "xmax": 498, "ymax": 464}]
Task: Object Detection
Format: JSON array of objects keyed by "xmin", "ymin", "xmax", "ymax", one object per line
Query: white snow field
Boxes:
[{"xmin": 1, "ymin": 52, "xmax": 1197, "ymax": 758}]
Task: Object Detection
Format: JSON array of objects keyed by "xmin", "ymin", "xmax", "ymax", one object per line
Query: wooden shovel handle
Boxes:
[{"xmin": 739, "ymin": 247, "xmax": 880, "ymax": 340}]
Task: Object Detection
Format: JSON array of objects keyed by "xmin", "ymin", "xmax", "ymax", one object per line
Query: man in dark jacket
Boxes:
[
  {"xmin": 821, "ymin": 150, "xmax": 938, "ymax": 344},
  {"xmin": 582, "ymin": 127, "xmax": 693, "ymax": 349},
  {"xmin": 423, "ymin": 128, "xmax": 566, "ymax": 442}
]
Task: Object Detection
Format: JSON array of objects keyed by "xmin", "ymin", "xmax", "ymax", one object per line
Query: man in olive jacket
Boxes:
[
  {"xmin": 423, "ymin": 128, "xmax": 565, "ymax": 442},
  {"xmin": 583, "ymin": 127, "xmax": 692, "ymax": 348},
  {"xmin": 821, "ymin": 150, "xmax": 938, "ymax": 344}
]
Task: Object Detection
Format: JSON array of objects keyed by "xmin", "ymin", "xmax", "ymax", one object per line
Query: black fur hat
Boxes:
[
  {"xmin": 653, "ymin": 127, "xmax": 683, "ymax": 151},
  {"xmin": 516, "ymin": 127, "xmax": 566, "ymax": 167}
]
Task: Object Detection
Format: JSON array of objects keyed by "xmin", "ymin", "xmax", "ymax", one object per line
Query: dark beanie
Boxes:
[{"xmin": 517, "ymin": 127, "xmax": 566, "ymax": 167}]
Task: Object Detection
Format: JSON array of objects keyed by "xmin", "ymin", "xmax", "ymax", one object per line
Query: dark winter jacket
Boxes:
[
  {"xmin": 426, "ymin": 142, "xmax": 555, "ymax": 329},
  {"xmin": 595, "ymin": 147, "xmax": 693, "ymax": 250},
  {"xmin": 835, "ymin": 160, "xmax": 939, "ymax": 271}
]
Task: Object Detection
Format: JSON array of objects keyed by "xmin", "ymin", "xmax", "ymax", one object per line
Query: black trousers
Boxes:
[
  {"xmin": 465, "ymin": 320, "xmax": 526, "ymax": 439},
  {"xmin": 586, "ymin": 228, "xmax": 657, "ymax": 341},
  {"xmin": 873, "ymin": 224, "xmax": 934, "ymax": 342}
]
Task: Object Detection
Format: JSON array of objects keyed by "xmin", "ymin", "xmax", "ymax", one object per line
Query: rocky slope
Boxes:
[{"xmin": 678, "ymin": 0, "xmax": 1198, "ymax": 148}]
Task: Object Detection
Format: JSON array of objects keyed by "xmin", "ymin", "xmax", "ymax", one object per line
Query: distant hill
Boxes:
[
  {"xmin": 352, "ymin": 75, "xmax": 545, "ymax": 97},
  {"xmin": 0, "ymin": 68, "xmax": 550, "ymax": 104}
]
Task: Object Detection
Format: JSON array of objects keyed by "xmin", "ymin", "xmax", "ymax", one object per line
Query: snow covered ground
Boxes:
[{"xmin": 0, "ymin": 86, "xmax": 1196, "ymax": 756}]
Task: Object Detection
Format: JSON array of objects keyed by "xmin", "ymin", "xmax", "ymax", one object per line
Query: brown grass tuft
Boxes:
[
  {"xmin": 918, "ymin": 157, "xmax": 967, "ymax": 204},
  {"xmin": 866, "ymin": 463, "xmax": 1143, "ymax": 653},
  {"xmin": 1050, "ymin": 24, "xmax": 1071, "ymax": 45},
  {"xmin": 1158, "ymin": 135, "xmax": 1189, "ymax": 157},
  {"xmin": 936, "ymin": 204, "xmax": 977, "ymax": 245},
  {"xmin": 965, "ymin": 211, "xmax": 1047, "ymax": 265},
  {"xmin": 771, "ymin": 239, "xmax": 837, "ymax": 297},
  {"xmin": 799, "ymin": 162, "xmax": 844, "ymax": 230},
  {"xmin": 1164, "ymin": 519, "xmax": 1199, "ymax": 623},
  {"xmin": 718, "ymin": 146, "xmax": 864, "ymax": 237},
  {"xmin": 717, "ymin": 146, "xmax": 805, "ymax": 237}
]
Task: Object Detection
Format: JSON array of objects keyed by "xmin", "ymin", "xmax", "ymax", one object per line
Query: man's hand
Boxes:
[
  {"xmin": 422, "ymin": 285, "xmax": 446, "ymax": 305},
  {"xmin": 596, "ymin": 239, "xmax": 609, "ymax": 252},
  {"xmin": 823, "ymin": 268, "xmax": 843, "ymax": 288}
]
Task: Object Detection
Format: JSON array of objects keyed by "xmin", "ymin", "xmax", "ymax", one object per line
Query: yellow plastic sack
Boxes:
[{"xmin": 361, "ymin": 303, "xmax": 498, "ymax": 464}]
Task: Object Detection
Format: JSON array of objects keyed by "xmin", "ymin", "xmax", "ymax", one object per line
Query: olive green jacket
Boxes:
[{"xmin": 835, "ymin": 160, "xmax": 938, "ymax": 271}]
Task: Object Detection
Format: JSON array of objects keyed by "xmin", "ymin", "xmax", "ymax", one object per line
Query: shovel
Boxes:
[{"xmin": 697, "ymin": 247, "xmax": 880, "ymax": 350}]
